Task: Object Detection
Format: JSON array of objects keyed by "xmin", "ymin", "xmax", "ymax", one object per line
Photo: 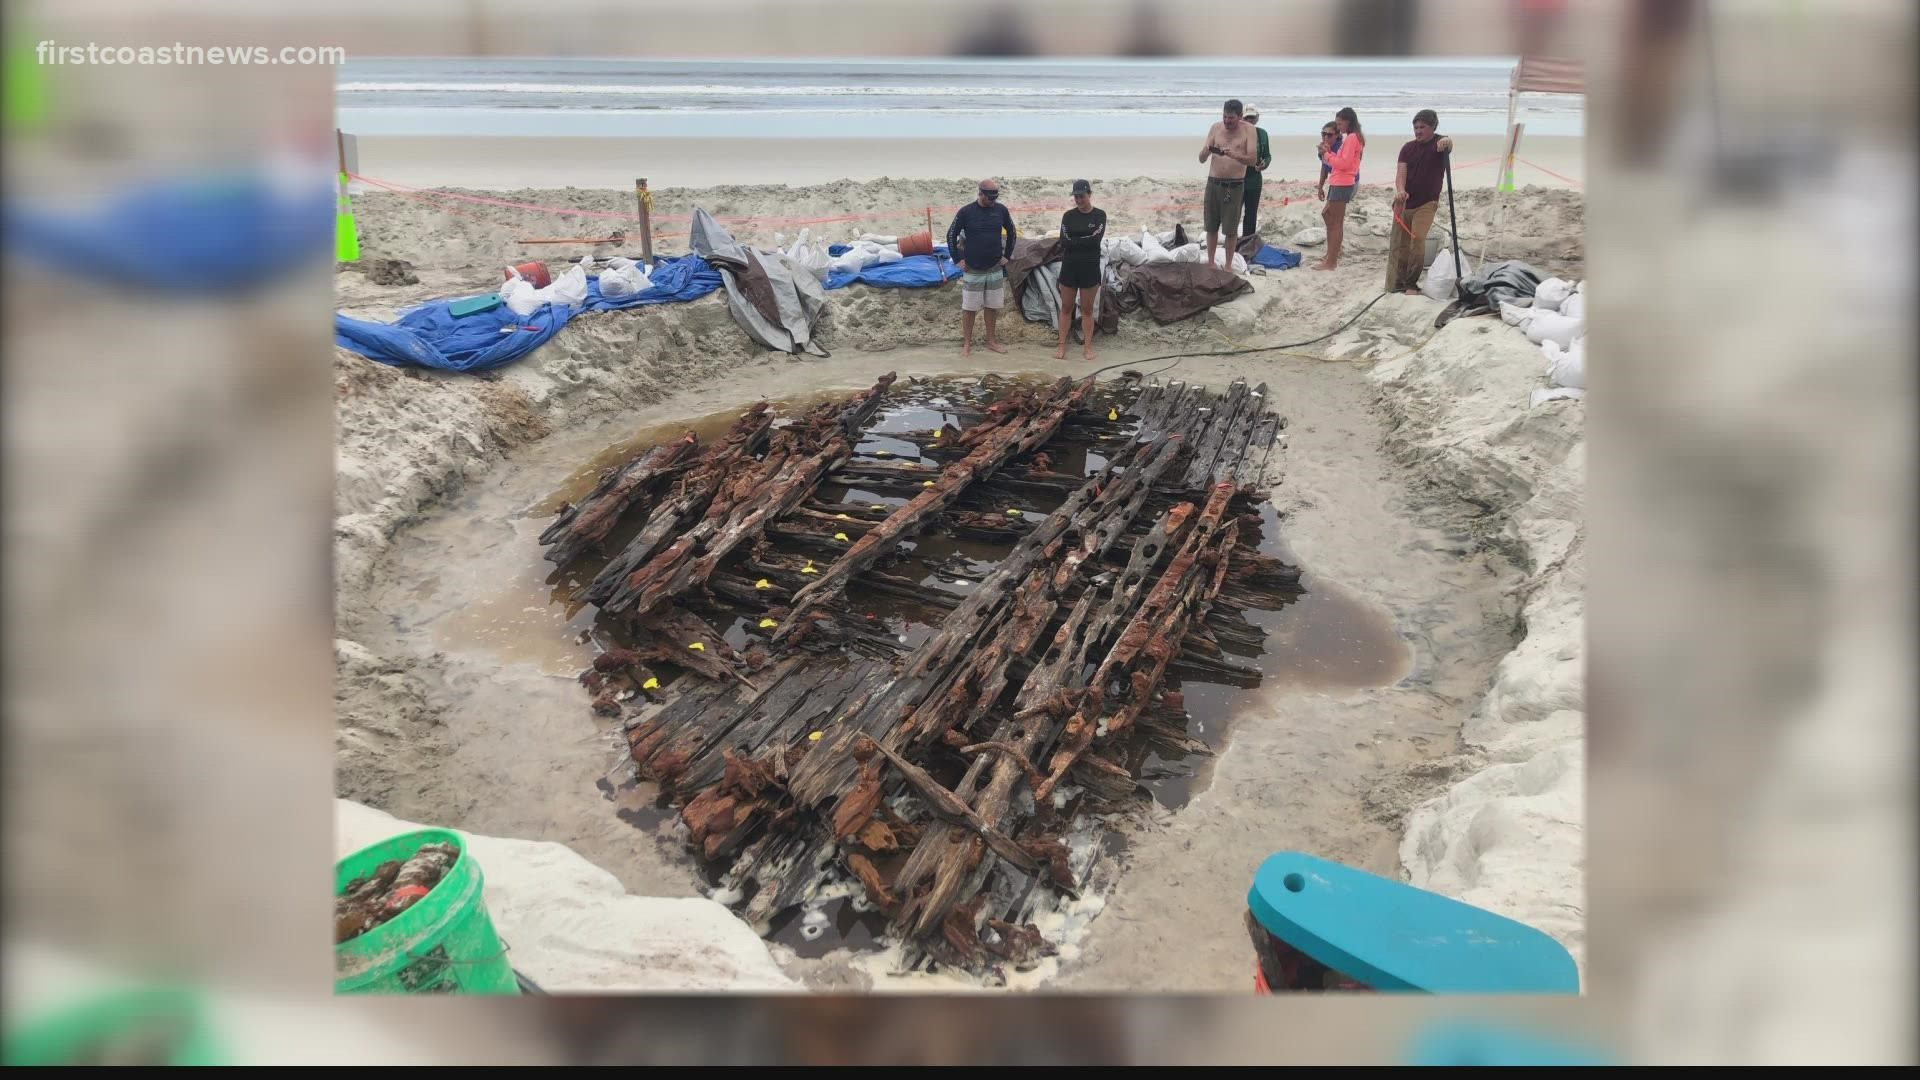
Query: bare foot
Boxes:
[
  {"xmin": 1083, "ymin": 349, "xmax": 1098, "ymax": 363},
  {"xmin": 1051, "ymin": 344, "xmax": 1066, "ymax": 360},
  {"xmin": 985, "ymin": 340, "xmax": 1008, "ymax": 354},
  {"xmin": 962, "ymin": 342, "xmax": 973, "ymax": 357}
]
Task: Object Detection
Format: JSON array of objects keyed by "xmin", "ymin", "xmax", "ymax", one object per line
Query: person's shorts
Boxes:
[
  {"xmin": 960, "ymin": 268, "xmax": 1005, "ymax": 311},
  {"xmin": 1058, "ymin": 260, "xmax": 1102, "ymax": 290},
  {"xmin": 1203, "ymin": 179, "xmax": 1246, "ymax": 234},
  {"xmin": 1326, "ymin": 184, "xmax": 1356, "ymax": 203}
]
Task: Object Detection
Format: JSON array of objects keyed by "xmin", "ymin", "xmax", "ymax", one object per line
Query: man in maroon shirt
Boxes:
[{"xmin": 1388, "ymin": 109, "xmax": 1456, "ymax": 295}]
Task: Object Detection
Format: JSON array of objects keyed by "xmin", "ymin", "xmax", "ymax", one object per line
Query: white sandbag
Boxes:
[
  {"xmin": 871, "ymin": 248, "xmax": 903, "ymax": 265},
  {"xmin": 858, "ymin": 233, "xmax": 898, "ymax": 245},
  {"xmin": 1524, "ymin": 310, "xmax": 1583, "ymax": 348},
  {"xmin": 1107, "ymin": 238, "xmax": 1148, "ymax": 266},
  {"xmin": 1421, "ymin": 248, "xmax": 1472, "ymax": 301},
  {"xmin": 826, "ymin": 249, "xmax": 871, "ymax": 275},
  {"xmin": 1544, "ymin": 337, "xmax": 1586, "ymax": 390},
  {"xmin": 546, "ymin": 258, "xmax": 591, "ymax": 308},
  {"xmin": 1139, "ymin": 229, "xmax": 1174, "ymax": 264},
  {"xmin": 1212, "ymin": 250, "xmax": 1250, "ymax": 274},
  {"xmin": 1533, "ymin": 277, "xmax": 1575, "ymax": 312},
  {"xmin": 1292, "ymin": 226, "xmax": 1326, "ymax": 247},
  {"xmin": 1558, "ymin": 291, "xmax": 1584, "ymax": 321},
  {"xmin": 1166, "ymin": 243, "xmax": 1247, "ymax": 273},
  {"xmin": 784, "ymin": 228, "xmax": 832, "ymax": 283},
  {"xmin": 1156, "ymin": 229, "xmax": 1179, "ymax": 246},
  {"xmin": 500, "ymin": 274, "xmax": 544, "ymax": 317},
  {"xmin": 1531, "ymin": 386, "xmax": 1586, "ymax": 406},
  {"xmin": 597, "ymin": 256, "xmax": 650, "ymax": 298},
  {"xmin": 1499, "ymin": 300, "xmax": 1535, "ymax": 327}
]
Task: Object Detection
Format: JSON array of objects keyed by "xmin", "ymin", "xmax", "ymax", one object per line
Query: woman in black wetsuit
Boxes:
[{"xmin": 1053, "ymin": 178, "xmax": 1107, "ymax": 362}]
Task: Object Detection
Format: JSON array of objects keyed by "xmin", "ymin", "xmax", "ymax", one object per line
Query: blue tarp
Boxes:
[
  {"xmin": 1250, "ymin": 244, "xmax": 1303, "ymax": 270},
  {"xmin": 334, "ymin": 254, "xmax": 723, "ymax": 372},
  {"xmin": 5, "ymin": 174, "xmax": 333, "ymax": 294},
  {"xmin": 822, "ymin": 244, "xmax": 960, "ymax": 290}
]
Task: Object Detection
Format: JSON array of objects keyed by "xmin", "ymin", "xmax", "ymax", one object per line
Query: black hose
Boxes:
[
  {"xmin": 1084, "ymin": 290, "xmax": 1394, "ymax": 381},
  {"xmin": 1444, "ymin": 146, "xmax": 1463, "ymax": 298}
]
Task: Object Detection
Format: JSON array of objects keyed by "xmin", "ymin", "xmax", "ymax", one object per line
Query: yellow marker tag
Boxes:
[
  {"xmin": 1006, "ymin": 508, "xmax": 1022, "ymax": 517},
  {"xmin": 834, "ymin": 532, "xmax": 850, "ymax": 542},
  {"xmin": 642, "ymin": 676, "xmax": 660, "ymax": 690},
  {"xmin": 870, "ymin": 504, "xmax": 886, "ymax": 512},
  {"xmin": 755, "ymin": 578, "xmax": 772, "ymax": 589},
  {"xmin": 923, "ymin": 480, "xmax": 935, "ymax": 487},
  {"xmin": 876, "ymin": 450, "xmax": 892, "ymax": 458},
  {"xmin": 808, "ymin": 731, "xmax": 824, "ymax": 742},
  {"xmin": 758, "ymin": 618, "xmax": 778, "ymax": 629},
  {"xmin": 801, "ymin": 563, "xmax": 819, "ymax": 575},
  {"xmin": 836, "ymin": 513, "xmax": 851, "ymax": 520},
  {"xmin": 687, "ymin": 642, "xmax": 705, "ymax": 652},
  {"xmin": 1108, "ymin": 407, "xmax": 1120, "ymax": 421}
]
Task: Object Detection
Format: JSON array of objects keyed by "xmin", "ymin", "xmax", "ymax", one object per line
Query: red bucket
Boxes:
[
  {"xmin": 506, "ymin": 261, "xmax": 551, "ymax": 289},
  {"xmin": 897, "ymin": 231, "xmax": 934, "ymax": 258}
]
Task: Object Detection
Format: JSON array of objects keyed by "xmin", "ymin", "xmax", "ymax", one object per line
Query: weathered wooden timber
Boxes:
[{"xmin": 538, "ymin": 370, "xmax": 1299, "ymax": 977}]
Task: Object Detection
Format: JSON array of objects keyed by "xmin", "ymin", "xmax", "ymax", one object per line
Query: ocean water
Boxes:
[{"xmin": 337, "ymin": 57, "xmax": 1583, "ymax": 140}]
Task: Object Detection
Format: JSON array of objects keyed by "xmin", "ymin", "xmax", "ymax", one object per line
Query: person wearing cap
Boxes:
[
  {"xmin": 946, "ymin": 178, "xmax": 1018, "ymax": 356},
  {"xmin": 1239, "ymin": 104, "xmax": 1273, "ymax": 241},
  {"xmin": 1053, "ymin": 179, "xmax": 1107, "ymax": 362},
  {"xmin": 1197, "ymin": 98, "xmax": 1260, "ymax": 272}
]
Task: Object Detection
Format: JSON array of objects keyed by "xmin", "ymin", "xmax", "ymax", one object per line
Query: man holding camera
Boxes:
[{"xmin": 1197, "ymin": 98, "xmax": 1260, "ymax": 272}]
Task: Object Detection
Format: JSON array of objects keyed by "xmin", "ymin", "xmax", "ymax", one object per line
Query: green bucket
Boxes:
[
  {"xmin": 3, "ymin": 986, "xmax": 226, "ymax": 1066},
  {"xmin": 334, "ymin": 828, "xmax": 519, "ymax": 996}
]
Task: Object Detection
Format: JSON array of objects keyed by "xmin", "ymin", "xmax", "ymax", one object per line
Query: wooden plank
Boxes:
[
  {"xmin": 775, "ymin": 377, "xmax": 1093, "ymax": 639},
  {"xmin": 540, "ymin": 432, "xmax": 700, "ymax": 567}
]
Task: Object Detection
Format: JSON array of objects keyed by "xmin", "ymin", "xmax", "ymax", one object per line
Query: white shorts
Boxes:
[{"xmin": 961, "ymin": 269, "xmax": 1006, "ymax": 312}]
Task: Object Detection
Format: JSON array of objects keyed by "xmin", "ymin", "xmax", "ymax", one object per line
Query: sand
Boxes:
[{"xmin": 333, "ymin": 171, "xmax": 1587, "ymax": 990}]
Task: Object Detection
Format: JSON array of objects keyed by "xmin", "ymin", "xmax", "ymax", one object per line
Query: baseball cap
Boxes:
[
  {"xmin": 1071, "ymin": 179, "xmax": 1092, "ymax": 195},
  {"xmin": 1242, "ymin": 103, "xmax": 1262, "ymax": 119}
]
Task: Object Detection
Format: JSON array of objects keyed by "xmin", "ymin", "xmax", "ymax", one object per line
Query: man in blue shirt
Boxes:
[{"xmin": 946, "ymin": 178, "xmax": 1017, "ymax": 356}]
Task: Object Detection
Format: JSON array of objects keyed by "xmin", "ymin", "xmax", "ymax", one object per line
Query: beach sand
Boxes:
[
  {"xmin": 334, "ymin": 165, "xmax": 1586, "ymax": 991},
  {"xmin": 352, "ymin": 133, "xmax": 1585, "ymax": 192}
]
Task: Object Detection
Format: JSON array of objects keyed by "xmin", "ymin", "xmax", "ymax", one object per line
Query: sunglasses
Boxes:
[{"xmin": 979, "ymin": 189, "xmax": 1000, "ymax": 199}]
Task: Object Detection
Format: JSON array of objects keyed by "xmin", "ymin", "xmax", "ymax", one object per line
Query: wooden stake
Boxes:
[{"xmin": 635, "ymin": 178, "xmax": 655, "ymax": 268}]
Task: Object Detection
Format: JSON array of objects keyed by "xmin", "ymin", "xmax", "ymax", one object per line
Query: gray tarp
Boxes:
[
  {"xmin": 690, "ymin": 208, "xmax": 829, "ymax": 356},
  {"xmin": 1436, "ymin": 259, "xmax": 1544, "ymax": 327}
]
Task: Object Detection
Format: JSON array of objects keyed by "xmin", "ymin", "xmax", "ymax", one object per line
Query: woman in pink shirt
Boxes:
[{"xmin": 1315, "ymin": 107, "xmax": 1366, "ymax": 270}]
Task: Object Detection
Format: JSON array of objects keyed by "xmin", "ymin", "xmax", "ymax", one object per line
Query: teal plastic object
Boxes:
[
  {"xmin": 448, "ymin": 294, "xmax": 503, "ymax": 318},
  {"xmin": 1405, "ymin": 1022, "xmax": 1616, "ymax": 1065},
  {"xmin": 1247, "ymin": 852, "xmax": 1580, "ymax": 994}
]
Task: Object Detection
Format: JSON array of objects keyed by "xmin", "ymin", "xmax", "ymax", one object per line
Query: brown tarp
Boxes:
[
  {"xmin": 1004, "ymin": 235, "xmax": 1063, "ymax": 298},
  {"xmin": 1120, "ymin": 263, "xmax": 1253, "ymax": 324},
  {"xmin": 731, "ymin": 247, "xmax": 786, "ymax": 328}
]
